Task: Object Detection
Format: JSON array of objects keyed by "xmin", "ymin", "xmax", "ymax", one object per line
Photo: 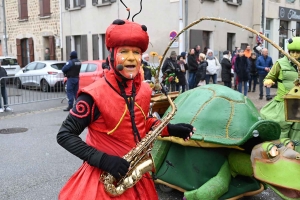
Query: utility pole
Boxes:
[
  {"xmin": 179, "ymin": 0, "xmax": 184, "ymax": 53},
  {"xmin": 2, "ymin": 0, "xmax": 7, "ymax": 56},
  {"xmin": 261, "ymin": 0, "xmax": 265, "ymax": 33}
]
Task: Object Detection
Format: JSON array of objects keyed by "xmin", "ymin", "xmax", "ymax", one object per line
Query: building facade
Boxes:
[
  {"xmin": 5, "ymin": 0, "xmax": 61, "ymax": 67},
  {"xmin": 264, "ymin": 0, "xmax": 300, "ymax": 61},
  {"xmin": 61, "ymin": 0, "xmax": 256, "ymax": 62}
]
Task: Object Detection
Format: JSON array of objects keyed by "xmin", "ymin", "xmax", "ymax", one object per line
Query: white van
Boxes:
[{"xmin": 0, "ymin": 56, "xmax": 21, "ymax": 76}]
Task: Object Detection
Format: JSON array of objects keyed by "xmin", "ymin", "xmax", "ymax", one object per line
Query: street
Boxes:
[{"xmin": 0, "ymin": 87, "xmax": 282, "ymax": 200}]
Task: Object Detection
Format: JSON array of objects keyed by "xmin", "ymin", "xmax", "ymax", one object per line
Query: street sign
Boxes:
[{"xmin": 169, "ymin": 31, "xmax": 177, "ymax": 40}]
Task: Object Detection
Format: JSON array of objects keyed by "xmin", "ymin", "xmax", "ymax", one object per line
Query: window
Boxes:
[
  {"xmin": 65, "ymin": 0, "xmax": 86, "ymax": 10},
  {"xmin": 223, "ymin": 0, "xmax": 242, "ymax": 5},
  {"xmin": 39, "ymin": 0, "xmax": 51, "ymax": 17},
  {"xmin": 36, "ymin": 63, "xmax": 46, "ymax": 70},
  {"xmin": 1, "ymin": 58, "xmax": 18, "ymax": 65},
  {"xmin": 297, "ymin": 22, "xmax": 300, "ymax": 36},
  {"xmin": 51, "ymin": 63, "xmax": 65, "ymax": 70},
  {"xmin": 66, "ymin": 35, "xmax": 88, "ymax": 61},
  {"xmin": 92, "ymin": 34, "xmax": 109, "ymax": 60},
  {"xmin": 87, "ymin": 64, "xmax": 97, "ymax": 72},
  {"xmin": 18, "ymin": 0, "xmax": 28, "ymax": 20},
  {"xmin": 80, "ymin": 63, "xmax": 88, "ymax": 72},
  {"xmin": 25, "ymin": 63, "xmax": 37, "ymax": 71},
  {"xmin": 16, "ymin": 38, "xmax": 34, "ymax": 68}
]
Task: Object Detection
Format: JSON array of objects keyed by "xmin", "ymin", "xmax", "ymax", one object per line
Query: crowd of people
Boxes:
[{"xmin": 146, "ymin": 42, "xmax": 273, "ymax": 101}]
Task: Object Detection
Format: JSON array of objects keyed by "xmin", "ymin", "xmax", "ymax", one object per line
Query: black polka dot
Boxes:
[
  {"xmin": 141, "ymin": 25, "xmax": 147, "ymax": 32},
  {"xmin": 112, "ymin": 19, "xmax": 125, "ymax": 25}
]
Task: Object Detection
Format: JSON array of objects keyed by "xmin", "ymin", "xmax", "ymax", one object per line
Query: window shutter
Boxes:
[
  {"xmin": 16, "ymin": 39, "xmax": 23, "ymax": 67},
  {"xmin": 43, "ymin": 0, "xmax": 51, "ymax": 16},
  {"xmin": 49, "ymin": 36, "xmax": 56, "ymax": 60},
  {"xmin": 20, "ymin": 0, "xmax": 28, "ymax": 19},
  {"xmin": 81, "ymin": 35, "xmax": 88, "ymax": 61},
  {"xmin": 66, "ymin": 36, "xmax": 71, "ymax": 60},
  {"xmin": 80, "ymin": 0, "xmax": 86, "ymax": 7},
  {"xmin": 28, "ymin": 38, "xmax": 35, "ymax": 62},
  {"xmin": 92, "ymin": 0, "xmax": 98, "ymax": 5},
  {"xmin": 92, "ymin": 34, "xmax": 99, "ymax": 60},
  {"xmin": 237, "ymin": 0, "xmax": 242, "ymax": 5},
  {"xmin": 65, "ymin": 0, "xmax": 70, "ymax": 10},
  {"xmin": 39, "ymin": 0, "xmax": 44, "ymax": 16}
]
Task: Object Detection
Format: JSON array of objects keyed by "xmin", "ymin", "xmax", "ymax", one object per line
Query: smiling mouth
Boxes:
[
  {"xmin": 272, "ymin": 185, "xmax": 300, "ymax": 199},
  {"xmin": 125, "ymin": 65, "xmax": 136, "ymax": 68}
]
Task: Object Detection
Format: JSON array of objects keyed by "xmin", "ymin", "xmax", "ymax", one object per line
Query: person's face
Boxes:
[
  {"xmin": 246, "ymin": 46, "xmax": 250, "ymax": 50},
  {"xmin": 239, "ymin": 50, "xmax": 244, "ymax": 57},
  {"xmin": 251, "ymin": 54, "xmax": 257, "ymax": 59},
  {"xmin": 190, "ymin": 49, "xmax": 195, "ymax": 54},
  {"xmin": 262, "ymin": 49, "xmax": 268, "ymax": 57},
  {"xmin": 196, "ymin": 45, "xmax": 201, "ymax": 51},
  {"xmin": 116, "ymin": 46, "xmax": 142, "ymax": 79},
  {"xmin": 208, "ymin": 52, "xmax": 213, "ymax": 57},
  {"xmin": 290, "ymin": 50, "xmax": 300, "ymax": 61},
  {"xmin": 144, "ymin": 56, "xmax": 149, "ymax": 61},
  {"xmin": 45, "ymin": 49, "xmax": 49, "ymax": 53}
]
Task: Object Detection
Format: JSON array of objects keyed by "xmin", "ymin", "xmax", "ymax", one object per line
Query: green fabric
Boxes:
[
  {"xmin": 219, "ymin": 176, "xmax": 262, "ymax": 200},
  {"xmin": 228, "ymin": 151, "xmax": 253, "ymax": 177},
  {"xmin": 151, "ymin": 140, "xmax": 171, "ymax": 172},
  {"xmin": 260, "ymin": 96, "xmax": 300, "ymax": 152},
  {"xmin": 287, "ymin": 37, "xmax": 300, "ymax": 51},
  {"xmin": 184, "ymin": 161, "xmax": 231, "ymax": 200},
  {"xmin": 275, "ymin": 57, "xmax": 298, "ymax": 101},
  {"xmin": 156, "ymin": 143, "xmax": 227, "ymax": 191},
  {"xmin": 254, "ymin": 159, "xmax": 300, "ymax": 190}
]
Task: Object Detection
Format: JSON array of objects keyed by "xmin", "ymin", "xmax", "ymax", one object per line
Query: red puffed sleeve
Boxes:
[{"xmin": 145, "ymin": 117, "xmax": 169, "ymax": 137}]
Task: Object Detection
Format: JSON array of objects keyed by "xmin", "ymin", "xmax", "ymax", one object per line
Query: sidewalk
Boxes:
[{"xmin": 244, "ymin": 86, "xmax": 276, "ymax": 111}]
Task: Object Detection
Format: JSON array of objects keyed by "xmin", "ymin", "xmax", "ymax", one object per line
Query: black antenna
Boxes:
[
  {"xmin": 120, "ymin": 0, "xmax": 130, "ymax": 20},
  {"xmin": 132, "ymin": 0, "xmax": 143, "ymax": 22}
]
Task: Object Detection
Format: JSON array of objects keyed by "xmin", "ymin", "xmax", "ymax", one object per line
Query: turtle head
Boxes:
[{"xmin": 251, "ymin": 138, "xmax": 300, "ymax": 199}]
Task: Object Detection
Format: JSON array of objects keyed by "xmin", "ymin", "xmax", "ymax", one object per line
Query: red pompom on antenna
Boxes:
[{"xmin": 126, "ymin": 7, "xmax": 130, "ymax": 11}]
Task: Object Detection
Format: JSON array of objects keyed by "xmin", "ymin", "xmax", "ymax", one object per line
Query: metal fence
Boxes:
[{"xmin": 0, "ymin": 75, "xmax": 66, "ymax": 107}]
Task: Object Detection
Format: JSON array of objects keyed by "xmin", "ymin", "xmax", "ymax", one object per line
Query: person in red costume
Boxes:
[{"xmin": 57, "ymin": 19, "xmax": 194, "ymax": 200}]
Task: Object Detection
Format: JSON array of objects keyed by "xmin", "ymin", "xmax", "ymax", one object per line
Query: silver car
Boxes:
[
  {"xmin": 0, "ymin": 56, "xmax": 21, "ymax": 77},
  {"xmin": 14, "ymin": 61, "xmax": 66, "ymax": 92}
]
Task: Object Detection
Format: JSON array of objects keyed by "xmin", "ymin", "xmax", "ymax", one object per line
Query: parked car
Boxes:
[
  {"xmin": 0, "ymin": 56, "xmax": 21, "ymax": 77},
  {"xmin": 14, "ymin": 60, "xmax": 66, "ymax": 92},
  {"xmin": 64, "ymin": 60, "xmax": 105, "ymax": 92}
]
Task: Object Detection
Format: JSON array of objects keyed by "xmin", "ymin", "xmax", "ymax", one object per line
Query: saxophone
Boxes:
[{"xmin": 100, "ymin": 86, "xmax": 177, "ymax": 197}]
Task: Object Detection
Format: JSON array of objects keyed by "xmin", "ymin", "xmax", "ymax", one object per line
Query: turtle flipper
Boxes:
[{"xmin": 184, "ymin": 160, "xmax": 231, "ymax": 200}]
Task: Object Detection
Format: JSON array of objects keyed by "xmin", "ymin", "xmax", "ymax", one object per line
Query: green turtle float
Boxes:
[{"xmin": 151, "ymin": 84, "xmax": 300, "ymax": 200}]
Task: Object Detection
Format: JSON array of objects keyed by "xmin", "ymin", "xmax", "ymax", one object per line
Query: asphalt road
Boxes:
[{"xmin": 0, "ymin": 86, "xmax": 283, "ymax": 200}]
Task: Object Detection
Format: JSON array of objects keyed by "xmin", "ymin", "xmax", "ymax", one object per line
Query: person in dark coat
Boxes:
[
  {"xmin": 195, "ymin": 53, "xmax": 207, "ymax": 87},
  {"xmin": 248, "ymin": 53, "xmax": 258, "ymax": 92},
  {"xmin": 221, "ymin": 50, "xmax": 232, "ymax": 88},
  {"xmin": 235, "ymin": 49, "xmax": 250, "ymax": 96},
  {"xmin": 162, "ymin": 51, "xmax": 178, "ymax": 91},
  {"xmin": 141, "ymin": 53, "xmax": 152, "ymax": 81},
  {"xmin": 176, "ymin": 52, "xmax": 188, "ymax": 92},
  {"xmin": 187, "ymin": 49, "xmax": 198, "ymax": 89}
]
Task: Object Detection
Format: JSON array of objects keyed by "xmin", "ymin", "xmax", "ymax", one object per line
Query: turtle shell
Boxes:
[{"xmin": 164, "ymin": 84, "xmax": 280, "ymax": 146}]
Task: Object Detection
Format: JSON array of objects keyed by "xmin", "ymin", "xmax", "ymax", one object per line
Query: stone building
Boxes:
[
  {"xmin": 61, "ymin": 0, "xmax": 255, "ymax": 61},
  {"xmin": 5, "ymin": 0, "xmax": 61, "ymax": 67}
]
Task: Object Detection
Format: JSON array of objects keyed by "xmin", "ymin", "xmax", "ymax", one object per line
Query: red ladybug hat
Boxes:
[{"xmin": 106, "ymin": 19, "xmax": 149, "ymax": 53}]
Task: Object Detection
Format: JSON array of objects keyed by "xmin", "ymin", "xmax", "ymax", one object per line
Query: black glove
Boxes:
[
  {"xmin": 167, "ymin": 123, "xmax": 194, "ymax": 139},
  {"xmin": 99, "ymin": 153, "xmax": 130, "ymax": 179}
]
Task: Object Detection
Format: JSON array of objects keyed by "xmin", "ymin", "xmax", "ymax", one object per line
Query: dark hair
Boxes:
[
  {"xmin": 238, "ymin": 49, "xmax": 244, "ymax": 53},
  {"xmin": 251, "ymin": 52, "xmax": 256, "ymax": 56}
]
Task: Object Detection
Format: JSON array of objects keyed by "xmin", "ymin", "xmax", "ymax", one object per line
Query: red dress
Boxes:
[{"xmin": 59, "ymin": 71, "xmax": 161, "ymax": 200}]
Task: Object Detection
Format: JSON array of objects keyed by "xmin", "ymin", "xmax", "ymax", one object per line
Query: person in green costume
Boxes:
[{"xmin": 260, "ymin": 37, "xmax": 300, "ymax": 152}]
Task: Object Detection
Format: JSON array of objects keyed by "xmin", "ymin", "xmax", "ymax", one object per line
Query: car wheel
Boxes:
[
  {"xmin": 15, "ymin": 78, "xmax": 22, "ymax": 89},
  {"xmin": 41, "ymin": 79, "xmax": 50, "ymax": 92},
  {"xmin": 158, "ymin": 184, "xmax": 173, "ymax": 193}
]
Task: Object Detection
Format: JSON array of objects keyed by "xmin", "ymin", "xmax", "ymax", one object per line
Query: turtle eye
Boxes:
[
  {"xmin": 267, "ymin": 145, "xmax": 279, "ymax": 158},
  {"xmin": 287, "ymin": 142, "xmax": 295, "ymax": 150}
]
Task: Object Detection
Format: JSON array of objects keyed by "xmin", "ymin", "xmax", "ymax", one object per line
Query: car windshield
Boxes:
[
  {"xmin": 1, "ymin": 58, "xmax": 18, "ymax": 65},
  {"xmin": 51, "ymin": 63, "xmax": 65, "ymax": 70}
]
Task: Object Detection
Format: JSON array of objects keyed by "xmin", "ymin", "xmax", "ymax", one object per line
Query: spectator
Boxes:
[
  {"xmin": 194, "ymin": 45, "xmax": 201, "ymax": 62},
  {"xmin": 195, "ymin": 53, "xmax": 207, "ymax": 87},
  {"xmin": 253, "ymin": 42, "xmax": 263, "ymax": 57},
  {"xmin": 0, "ymin": 64, "xmax": 12, "ymax": 112},
  {"xmin": 256, "ymin": 48, "xmax": 273, "ymax": 100},
  {"xmin": 141, "ymin": 53, "xmax": 152, "ymax": 81},
  {"xmin": 244, "ymin": 45, "xmax": 252, "ymax": 58},
  {"xmin": 162, "ymin": 51, "xmax": 178, "ymax": 91},
  {"xmin": 231, "ymin": 47, "xmax": 240, "ymax": 90},
  {"xmin": 205, "ymin": 49, "xmax": 220, "ymax": 84},
  {"xmin": 235, "ymin": 49, "xmax": 250, "ymax": 96},
  {"xmin": 62, "ymin": 51, "xmax": 81, "ymax": 111},
  {"xmin": 202, "ymin": 46, "xmax": 209, "ymax": 55},
  {"xmin": 221, "ymin": 50, "xmax": 232, "ymax": 88},
  {"xmin": 175, "ymin": 52, "xmax": 188, "ymax": 92},
  {"xmin": 248, "ymin": 53, "xmax": 258, "ymax": 92},
  {"xmin": 44, "ymin": 48, "xmax": 50, "ymax": 60},
  {"xmin": 187, "ymin": 48, "xmax": 198, "ymax": 89}
]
